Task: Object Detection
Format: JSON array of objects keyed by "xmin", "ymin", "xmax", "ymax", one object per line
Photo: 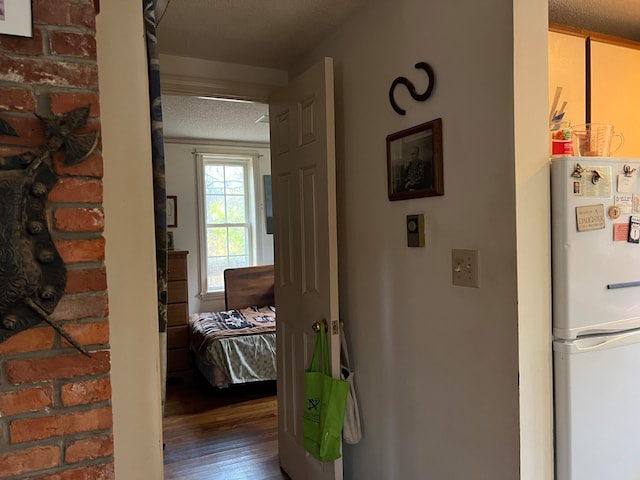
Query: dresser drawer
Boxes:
[
  {"xmin": 168, "ymin": 252, "xmax": 187, "ymax": 281},
  {"xmin": 167, "ymin": 302, "xmax": 188, "ymax": 327},
  {"xmin": 168, "ymin": 325, "xmax": 189, "ymax": 349},
  {"xmin": 167, "ymin": 348, "xmax": 189, "ymax": 372},
  {"xmin": 167, "ymin": 280, "xmax": 188, "ymax": 303}
]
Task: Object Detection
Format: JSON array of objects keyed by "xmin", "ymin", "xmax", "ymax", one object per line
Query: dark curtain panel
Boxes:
[{"xmin": 143, "ymin": 0, "xmax": 168, "ymax": 333}]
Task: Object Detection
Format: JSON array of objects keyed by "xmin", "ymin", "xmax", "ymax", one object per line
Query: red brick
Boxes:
[
  {"xmin": 0, "ymin": 30, "xmax": 44, "ymax": 56},
  {"xmin": 0, "ymin": 386, "xmax": 54, "ymax": 416},
  {"xmin": 5, "ymin": 350, "xmax": 110, "ymax": 385},
  {"xmin": 0, "ymin": 57, "xmax": 98, "ymax": 89},
  {"xmin": 61, "ymin": 377, "xmax": 111, "ymax": 407},
  {"xmin": 65, "ymin": 434, "xmax": 113, "ymax": 463},
  {"xmin": 65, "ymin": 268, "xmax": 107, "ymax": 294},
  {"xmin": 50, "ymin": 92, "xmax": 100, "ymax": 117},
  {"xmin": 54, "ymin": 207, "xmax": 104, "ymax": 232},
  {"xmin": 0, "ymin": 327, "xmax": 55, "ymax": 355},
  {"xmin": 60, "ymin": 320, "xmax": 109, "ymax": 348},
  {"xmin": 10, "ymin": 406, "xmax": 112, "ymax": 443},
  {"xmin": 55, "ymin": 238, "xmax": 105, "ymax": 264},
  {"xmin": 0, "ymin": 87, "xmax": 37, "ymax": 112},
  {"xmin": 0, "ymin": 445, "xmax": 59, "ymax": 477},
  {"xmin": 50, "ymin": 32, "xmax": 96, "ymax": 59},
  {"xmin": 0, "ymin": 146, "xmax": 30, "ymax": 157},
  {"xmin": 50, "ymin": 292, "xmax": 108, "ymax": 322},
  {"xmin": 48, "ymin": 177, "xmax": 102, "ymax": 203},
  {"xmin": 33, "ymin": 0, "xmax": 96, "ymax": 30},
  {"xmin": 0, "ymin": 114, "xmax": 46, "ymax": 147},
  {"xmin": 33, "ymin": 462, "xmax": 115, "ymax": 480},
  {"xmin": 53, "ymin": 152, "xmax": 103, "ymax": 178}
]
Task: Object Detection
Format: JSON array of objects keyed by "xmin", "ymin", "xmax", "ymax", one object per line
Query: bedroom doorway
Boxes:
[
  {"xmin": 160, "ymin": 57, "xmax": 341, "ymax": 479},
  {"xmin": 160, "ymin": 93, "xmax": 280, "ymax": 477}
]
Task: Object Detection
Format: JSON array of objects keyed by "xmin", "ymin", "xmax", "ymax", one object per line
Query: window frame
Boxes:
[{"xmin": 195, "ymin": 151, "xmax": 260, "ymax": 300}]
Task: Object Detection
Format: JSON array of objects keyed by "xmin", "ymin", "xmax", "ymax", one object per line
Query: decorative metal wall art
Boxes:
[
  {"xmin": 389, "ymin": 61, "xmax": 436, "ymax": 115},
  {"xmin": 0, "ymin": 105, "xmax": 99, "ymax": 356}
]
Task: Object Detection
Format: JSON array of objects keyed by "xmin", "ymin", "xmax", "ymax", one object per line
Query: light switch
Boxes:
[{"xmin": 452, "ymin": 249, "xmax": 479, "ymax": 288}]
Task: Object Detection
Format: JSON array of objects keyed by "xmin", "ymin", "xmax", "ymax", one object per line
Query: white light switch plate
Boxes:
[{"xmin": 452, "ymin": 249, "xmax": 479, "ymax": 288}]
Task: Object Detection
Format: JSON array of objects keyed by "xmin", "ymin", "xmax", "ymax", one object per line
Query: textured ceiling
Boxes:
[
  {"xmin": 156, "ymin": 0, "xmax": 640, "ymax": 144},
  {"xmin": 161, "ymin": 95, "xmax": 270, "ymax": 144},
  {"xmin": 549, "ymin": 0, "xmax": 640, "ymax": 42}
]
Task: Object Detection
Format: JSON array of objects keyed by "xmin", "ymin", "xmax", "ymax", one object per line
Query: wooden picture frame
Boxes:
[
  {"xmin": 387, "ymin": 118, "xmax": 444, "ymax": 201},
  {"xmin": 167, "ymin": 195, "xmax": 177, "ymax": 228},
  {"xmin": 0, "ymin": 0, "xmax": 32, "ymax": 37}
]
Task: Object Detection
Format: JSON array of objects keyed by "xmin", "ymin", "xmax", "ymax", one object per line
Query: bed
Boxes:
[{"xmin": 188, "ymin": 265, "xmax": 276, "ymax": 388}]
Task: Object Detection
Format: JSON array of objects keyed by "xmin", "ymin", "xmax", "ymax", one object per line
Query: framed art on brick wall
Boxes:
[{"xmin": 0, "ymin": 0, "xmax": 32, "ymax": 38}]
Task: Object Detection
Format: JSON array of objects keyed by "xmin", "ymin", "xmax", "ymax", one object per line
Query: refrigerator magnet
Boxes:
[
  {"xmin": 575, "ymin": 204, "xmax": 606, "ymax": 232},
  {"xmin": 614, "ymin": 223, "xmax": 629, "ymax": 242},
  {"xmin": 608, "ymin": 205, "xmax": 621, "ymax": 219},
  {"xmin": 628, "ymin": 216, "xmax": 640, "ymax": 244}
]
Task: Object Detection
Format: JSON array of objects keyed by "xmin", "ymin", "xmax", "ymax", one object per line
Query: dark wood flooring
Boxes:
[{"xmin": 163, "ymin": 374, "xmax": 290, "ymax": 480}]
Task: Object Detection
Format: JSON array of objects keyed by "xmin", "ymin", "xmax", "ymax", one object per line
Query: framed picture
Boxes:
[
  {"xmin": 167, "ymin": 231, "xmax": 175, "ymax": 250},
  {"xmin": 387, "ymin": 118, "xmax": 444, "ymax": 201},
  {"xmin": 166, "ymin": 195, "xmax": 177, "ymax": 228},
  {"xmin": 0, "ymin": 0, "xmax": 32, "ymax": 37}
]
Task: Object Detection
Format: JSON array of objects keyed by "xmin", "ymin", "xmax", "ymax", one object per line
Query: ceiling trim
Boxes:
[
  {"xmin": 160, "ymin": 73, "xmax": 274, "ymax": 102},
  {"xmin": 550, "ymin": 22, "xmax": 640, "ymax": 50},
  {"xmin": 163, "ymin": 136, "xmax": 270, "ymax": 149}
]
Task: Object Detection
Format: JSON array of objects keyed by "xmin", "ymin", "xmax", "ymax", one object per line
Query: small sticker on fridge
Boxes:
[
  {"xmin": 576, "ymin": 204, "xmax": 606, "ymax": 232},
  {"xmin": 618, "ymin": 174, "xmax": 637, "ymax": 193},
  {"xmin": 615, "ymin": 194, "xmax": 634, "ymax": 213},
  {"xmin": 614, "ymin": 223, "xmax": 629, "ymax": 241}
]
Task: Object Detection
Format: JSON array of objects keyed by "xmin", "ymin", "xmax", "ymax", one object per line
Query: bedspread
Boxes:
[
  {"xmin": 199, "ymin": 333, "xmax": 277, "ymax": 387},
  {"xmin": 189, "ymin": 306, "xmax": 276, "ymax": 356},
  {"xmin": 189, "ymin": 306, "xmax": 277, "ymax": 387}
]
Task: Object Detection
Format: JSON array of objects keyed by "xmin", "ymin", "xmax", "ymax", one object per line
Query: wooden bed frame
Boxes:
[{"xmin": 223, "ymin": 265, "xmax": 275, "ymax": 310}]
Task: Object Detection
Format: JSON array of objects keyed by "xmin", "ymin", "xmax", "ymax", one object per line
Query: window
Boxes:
[{"xmin": 196, "ymin": 153, "xmax": 258, "ymax": 296}]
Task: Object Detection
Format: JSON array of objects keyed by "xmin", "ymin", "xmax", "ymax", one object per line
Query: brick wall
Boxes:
[{"xmin": 0, "ymin": 1, "xmax": 114, "ymax": 478}]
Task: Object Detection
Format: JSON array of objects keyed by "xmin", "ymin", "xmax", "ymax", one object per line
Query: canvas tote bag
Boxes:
[
  {"xmin": 340, "ymin": 322, "xmax": 362, "ymax": 444},
  {"xmin": 303, "ymin": 325, "xmax": 349, "ymax": 462}
]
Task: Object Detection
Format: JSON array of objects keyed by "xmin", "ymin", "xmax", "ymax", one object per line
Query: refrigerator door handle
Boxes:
[
  {"xmin": 555, "ymin": 329, "xmax": 640, "ymax": 353},
  {"xmin": 607, "ymin": 281, "xmax": 640, "ymax": 289}
]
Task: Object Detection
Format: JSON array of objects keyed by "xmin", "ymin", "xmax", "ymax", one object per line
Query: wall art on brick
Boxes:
[{"xmin": 0, "ymin": 1, "xmax": 114, "ymax": 478}]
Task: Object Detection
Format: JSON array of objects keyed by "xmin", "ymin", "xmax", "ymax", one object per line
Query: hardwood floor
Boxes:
[{"xmin": 163, "ymin": 374, "xmax": 291, "ymax": 480}]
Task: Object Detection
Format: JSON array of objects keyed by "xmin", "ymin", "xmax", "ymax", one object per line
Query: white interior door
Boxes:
[{"xmin": 269, "ymin": 57, "xmax": 341, "ymax": 480}]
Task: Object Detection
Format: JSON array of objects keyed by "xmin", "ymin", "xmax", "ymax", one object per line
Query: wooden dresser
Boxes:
[{"xmin": 167, "ymin": 250, "xmax": 190, "ymax": 379}]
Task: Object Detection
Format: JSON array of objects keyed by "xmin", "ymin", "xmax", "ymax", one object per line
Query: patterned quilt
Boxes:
[{"xmin": 189, "ymin": 306, "xmax": 276, "ymax": 356}]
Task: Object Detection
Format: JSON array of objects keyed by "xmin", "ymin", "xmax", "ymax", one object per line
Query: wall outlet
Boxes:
[{"xmin": 452, "ymin": 249, "xmax": 479, "ymax": 288}]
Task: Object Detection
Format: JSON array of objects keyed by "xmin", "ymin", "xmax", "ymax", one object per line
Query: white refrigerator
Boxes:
[{"xmin": 551, "ymin": 156, "xmax": 640, "ymax": 480}]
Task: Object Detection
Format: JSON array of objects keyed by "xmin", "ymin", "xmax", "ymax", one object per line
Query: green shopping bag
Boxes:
[{"xmin": 303, "ymin": 324, "xmax": 349, "ymax": 462}]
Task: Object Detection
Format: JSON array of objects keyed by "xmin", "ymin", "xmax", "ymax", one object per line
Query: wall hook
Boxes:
[{"xmin": 389, "ymin": 62, "xmax": 435, "ymax": 115}]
